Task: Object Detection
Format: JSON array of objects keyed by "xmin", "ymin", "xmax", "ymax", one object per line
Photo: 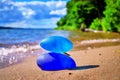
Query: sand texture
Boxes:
[{"xmin": 0, "ymin": 45, "xmax": 120, "ymax": 80}]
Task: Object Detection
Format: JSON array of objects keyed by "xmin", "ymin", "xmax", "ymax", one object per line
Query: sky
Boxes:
[
  {"xmin": 0, "ymin": 0, "xmax": 69, "ymax": 28},
  {"xmin": 14, "ymin": 0, "xmax": 69, "ymax": 2}
]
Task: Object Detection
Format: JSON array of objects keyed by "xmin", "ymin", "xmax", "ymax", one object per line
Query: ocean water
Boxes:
[
  {"xmin": 0, "ymin": 28, "xmax": 70, "ymax": 45},
  {"xmin": 0, "ymin": 28, "xmax": 71, "ymax": 68}
]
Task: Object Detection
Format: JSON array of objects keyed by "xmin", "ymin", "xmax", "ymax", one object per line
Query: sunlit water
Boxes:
[
  {"xmin": 0, "ymin": 28, "xmax": 71, "ymax": 68},
  {"xmin": 0, "ymin": 28, "xmax": 70, "ymax": 45},
  {"xmin": 0, "ymin": 28, "xmax": 120, "ymax": 68}
]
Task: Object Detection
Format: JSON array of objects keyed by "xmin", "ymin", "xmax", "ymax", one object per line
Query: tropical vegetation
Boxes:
[{"xmin": 57, "ymin": 0, "xmax": 120, "ymax": 32}]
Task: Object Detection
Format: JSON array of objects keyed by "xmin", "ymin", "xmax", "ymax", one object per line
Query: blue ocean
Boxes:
[
  {"xmin": 0, "ymin": 28, "xmax": 72, "ymax": 68},
  {"xmin": 0, "ymin": 28, "xmax": 71, "ymax": 46},
  {"xmin": 0, "ymin": 0, "xmax": 70, "ymax": 68}
]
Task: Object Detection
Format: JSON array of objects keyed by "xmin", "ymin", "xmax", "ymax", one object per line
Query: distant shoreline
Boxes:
[{"xmin": 0, "ymin": 26, "xmax": 54, "ymax": 30}]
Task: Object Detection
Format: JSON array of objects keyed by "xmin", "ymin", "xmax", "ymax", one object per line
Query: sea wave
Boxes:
[
  {"xmin": 0, "ymin": 43, "xmax": 44, "ymax": 68},
  {"xmin": 0, "ymin": 43, "xmax": 41, "ymax": 56},
  {"xmin": 80, "ymin": 39, "xmax": 120, "ymax": 45}
]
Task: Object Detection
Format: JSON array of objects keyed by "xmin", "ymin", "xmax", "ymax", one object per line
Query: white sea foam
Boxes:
[
  {"xmin": 0, "ymin": 44, "xmax": 40, "ymax": 56},
  {"xmin": 80, "ymin": 39, "xmax": 120, "ymax": 45},
  {"xmin": 0, "ymin": 43, "xmax": 44, "ymax": 68}
]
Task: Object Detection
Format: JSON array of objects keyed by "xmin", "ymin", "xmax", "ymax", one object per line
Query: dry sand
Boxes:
[{"xmin": 0, "ymin": 45, "xmax": 120, "ymax": 80}]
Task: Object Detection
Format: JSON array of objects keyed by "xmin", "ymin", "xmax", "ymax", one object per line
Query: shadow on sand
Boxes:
[{"xmin": 69, "ymin": 65, "xmax": 100, "ymax": 70}]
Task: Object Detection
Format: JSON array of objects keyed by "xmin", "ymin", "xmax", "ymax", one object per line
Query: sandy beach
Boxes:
[{"xmin": 0, "ymin": 45, "xmax": 120, "ymax": 80}]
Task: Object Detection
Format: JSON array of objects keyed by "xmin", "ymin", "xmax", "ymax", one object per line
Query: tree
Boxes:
[
  {"xmin": 57, "ymin": 0, "xmax": 106, "ymax": 30},
  {"xmin": 90, "ymin": 0, "xmax": 120, "ymax": 32},
  {"xmin": 101, "ymin": 0, "xmax": 120, "ymax": 32}
]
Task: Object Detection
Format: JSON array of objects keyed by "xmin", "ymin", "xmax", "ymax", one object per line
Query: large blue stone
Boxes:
[
  {"xmin": 36, "ymin": 52, "xmax": 76, "ymax": 71},
  {"xmin": 40, "ymin": 36, "xmax": 73, "ymax": 53}
]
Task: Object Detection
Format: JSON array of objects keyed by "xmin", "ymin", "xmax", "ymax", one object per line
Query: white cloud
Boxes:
[
  {"xmin": 46, "ymin": 1, "xmax": 66, "ymax": 10},
  {"xmin": 18, "ymin": 7, "xmax": 36, "ymax": 19},
  {"xmin": 14, "ymin": 1, "xmax": 67, "ymax": 10},
  {"xmin": 14, "ymin": 1, "xmax": 45, "ymax": 6},
  {"xmin": 0, "ymin": 0, "xmax": 67, "ymax": 28},
  {"xmin": 13, "ymin": 1, "xmax": 67, "ymax": 19},
  {"xmin": 0, "ymin": 6, "xmax": 9, "ymax": 11},
  {"xmin": 56, "ymin": 1, "xmax": 66, "ymax": 8},
  {"xmin": 0, "ymin": 0, "xmax": 15, "ymax": 11},
  {"xmin": 50, "ymin": 8, "xmax": 66, "ymax": 15},
  {"xmin": 1, "ymin": 18, "xmax": 60, "ymax": 28}
]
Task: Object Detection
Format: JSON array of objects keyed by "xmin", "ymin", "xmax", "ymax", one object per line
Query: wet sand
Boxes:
[{"xmin": 0, "ymin": 45, "xmax": 120, "ymax": 80}]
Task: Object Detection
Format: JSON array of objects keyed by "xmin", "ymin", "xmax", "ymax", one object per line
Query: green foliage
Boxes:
[
  {"xmin": 57, "ymin": 0, "xmax": 120, "ymax": 32},
  {"xmin": 90, "ymin": 18, "xmax": 102, "ymax": 30},
  {"xmin": 57, "ymin": 0, "xmax": 105, "ymax": 30},
  {"xmin": 101, "ymin": 0, "xmax": 120, "ymax": 32}
]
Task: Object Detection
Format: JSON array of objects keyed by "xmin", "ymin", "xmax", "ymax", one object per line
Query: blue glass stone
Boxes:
[
  {"xmin": 40, "ymin": 36, "xmax": 73, "ymax": 53},
  {"xmin": 36, "ymin": 52, "xmax": 76, "ymax": 71}
]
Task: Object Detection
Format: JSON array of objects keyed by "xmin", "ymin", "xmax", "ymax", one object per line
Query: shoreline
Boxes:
[
  {"xmin": 0, "ymin": 38, "xmax": 120, "ymax": 69},
  {"xmin": 0, "ymin": 45, "xmax": 120, "ymax": 80},
  {"xmin": 0, "ymin": 38, "xmax": 120, "ymax": 55}
]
